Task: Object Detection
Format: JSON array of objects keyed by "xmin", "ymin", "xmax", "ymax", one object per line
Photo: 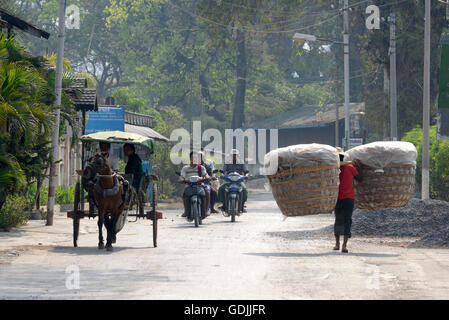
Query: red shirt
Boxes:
[{"xmin": 338, "ymin": 164, "xmax": 359, "ymax": 200}]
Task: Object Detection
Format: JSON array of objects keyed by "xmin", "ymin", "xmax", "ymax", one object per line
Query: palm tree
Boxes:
[{"xmin": 0, "ymin": 35, "xmax": 54, "ymax": 211}]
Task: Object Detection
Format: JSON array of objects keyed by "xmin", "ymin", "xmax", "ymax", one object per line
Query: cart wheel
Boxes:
[
  {"xmin": 73, "ymin": 182, "xmax": 81, "ymax": 247},
  {"xmin": 138, "ymin": 191, "xmax": 145, "ymax": 217},
  {"xmin": 152, "ymin": 183, "xmax": 158, "ymax": 247}
]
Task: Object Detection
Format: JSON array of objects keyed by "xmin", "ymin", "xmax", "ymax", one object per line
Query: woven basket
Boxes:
[
  {"xmin": 268, "ymin": 165, "xmax": 340, "ymax": 216},
  {"xmin": 354, "ymin": 164, "xmax": 416, "ymax": 210}
]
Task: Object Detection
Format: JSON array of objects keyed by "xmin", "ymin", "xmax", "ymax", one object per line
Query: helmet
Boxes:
[{"xmin": 230, "ymin": 149, "xmax": 239, "ymax": 156}]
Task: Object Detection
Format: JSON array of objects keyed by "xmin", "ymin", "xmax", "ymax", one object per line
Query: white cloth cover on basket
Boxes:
[
  {"xmin": 345, "ymin": 141, "xmax": 417, "ymax": 170},
  {"xmin": 264, "ymin": 143, "xmax": 339, "ymax": 175}
]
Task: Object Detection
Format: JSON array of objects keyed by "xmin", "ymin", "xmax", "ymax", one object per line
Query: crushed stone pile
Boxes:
[
  {"xmin": 267, "ymin": 198, "xmax": 449, "ymax": 248},
  {"xmin": 352, "ymin": 198, "xmax": 449, "ymax": 238}
]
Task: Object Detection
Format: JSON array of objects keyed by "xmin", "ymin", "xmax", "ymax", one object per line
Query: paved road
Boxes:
[{"xmin": 1, "ymin": 192, "xmax": 449, "ymax": 299}]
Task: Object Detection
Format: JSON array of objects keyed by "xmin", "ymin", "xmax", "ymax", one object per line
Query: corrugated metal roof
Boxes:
[
  {"xmin": 249, "ymin": 102, "xmax": 365, "ymax": 129},
  {"xmin": 125, "ymin": 124, "xmax": 169, "ymax": 142},
  {"xmin": 125, "ymin": 110, "xmax": 154, "ymax": 128}
]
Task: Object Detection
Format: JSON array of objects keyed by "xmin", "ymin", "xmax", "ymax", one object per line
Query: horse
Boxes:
[{"xmin": 88, "ymin": 154, "xmax": 128, "ymax": 251}]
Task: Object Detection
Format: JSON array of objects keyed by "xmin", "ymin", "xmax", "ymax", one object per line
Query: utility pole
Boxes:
[
  {"xmin": 47, "ymin": 0, "xmax": 67, "ymax": 226},
  {"xmin": 389, "ymin": 13, "xmax": 398, "ymax": 141},
  {"xmin": 422, "ymin": 0, "xmax": 431, "ymax": 200},
  {"xmin": 343, "ymin": 0, "xmax": 350, "ymax": 150},
  {"xmin": 383, "ymin": 65, "xmax": 390, "ymax": 140},
  {"xmin": 335, "ymin": 104, "xmax": 339, "ymax": 147}
]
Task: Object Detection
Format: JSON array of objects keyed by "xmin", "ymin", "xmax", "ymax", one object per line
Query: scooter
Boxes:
[
  {"xmin": 220, "ymin": 171, "xmax": 246, "ymax": 222},
  {"xmin": 176, "ymin": 171, "xmax": 207, "ymax": 227}
]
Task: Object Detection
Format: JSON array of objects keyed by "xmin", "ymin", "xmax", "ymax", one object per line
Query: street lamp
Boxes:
[{"xmin": 293, "ymin": 31, "xmax": 351, "ymax": 150}]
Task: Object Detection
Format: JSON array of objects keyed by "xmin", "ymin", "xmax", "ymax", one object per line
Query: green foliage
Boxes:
[
  {"xmin": 402, "ymin": 125, "xmax": 449, "ymax": 201},
  {"xmin": 0, "ymin": 35, "xmax": 55, "ymax": 210},
  {"xmin": 0, "ymin": 34, "xmax": 78, "ymax": 210},
  {"xmin": 118, "ymin": 158, "xmax": 126, "ymax": 172},
  {"xmin": 0, "ymin": 195, "xmax": 30, "ymax": 230},
  {"xmin": 55, "ymin": 185, "xmax": 76, "ymax": 205},
  {"xmin": 28, "ymin": 183, "xmax": 75, "ymax": 206}
]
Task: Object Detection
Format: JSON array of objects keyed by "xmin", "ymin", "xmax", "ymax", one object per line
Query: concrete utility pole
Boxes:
[
  {"xmin": 47, "ymin": 0, "xmax": 67, "ymax": 226},
  {"xmin": 343, "ymin": 0, "xmax": 350, "ymax": 150},
  {"xmin": 383, "ymin": 65, "xmax": 390, "ymax": 140},
  {"xmin": 422, "ymin": 0, "xmax": 431, "ymax": 200},
  {"xmin": 335, "ymin": 104, "xmax": 339, "ymax": 147},
  {"xmin": 389, "ymin": 13, "xmax": 398, "ymax": 141}
]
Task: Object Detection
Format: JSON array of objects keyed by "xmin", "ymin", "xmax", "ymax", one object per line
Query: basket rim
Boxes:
[{"xmin": 268, "ymin": 165, "xmax": 338, "ymax": 179}]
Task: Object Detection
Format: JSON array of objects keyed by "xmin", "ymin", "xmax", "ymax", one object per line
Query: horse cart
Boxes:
[{"xmin": 67, "ymin": 131, "xmax": 162, "ymax": 249}]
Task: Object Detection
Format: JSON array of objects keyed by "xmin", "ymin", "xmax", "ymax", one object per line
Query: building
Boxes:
[
  {"xmin": 60, "ymin": 78, "xmax": 99, "ymax": 187},
  {"xmin": 244, "ymin": 102, "xmax": 366, "ymax": 175}
]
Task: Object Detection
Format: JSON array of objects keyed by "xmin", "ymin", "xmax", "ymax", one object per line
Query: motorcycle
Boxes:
[
  {"xmin": 220, "ymin": 171, "xmax": 246, "ymax": 222},
  {"xmin": 176, "ymin": 171, "xmax": 207, "ymax": 227}
]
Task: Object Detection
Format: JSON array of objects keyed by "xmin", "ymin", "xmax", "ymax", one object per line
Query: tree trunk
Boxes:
[
  {"xmin": 232, "ymin": 30, "xmax": 247, "ymax": 129},
  {"xmin": 35, "ymin": 177, "xmax": 42, "ymax": 210}
]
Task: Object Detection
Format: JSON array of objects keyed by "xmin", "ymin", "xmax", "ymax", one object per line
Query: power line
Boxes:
[{"xmin": 168, "ymin": 1, "xmax": 342, "ymax": 34}]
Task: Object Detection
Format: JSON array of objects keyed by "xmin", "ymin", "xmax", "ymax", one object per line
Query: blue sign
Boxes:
[{"xmin": 85, "ymin": 106, "xmax": 125, "ymax": 134}]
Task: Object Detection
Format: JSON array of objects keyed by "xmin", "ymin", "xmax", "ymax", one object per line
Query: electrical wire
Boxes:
[{"xmin": 167, "ymin": 1, "xmax": 342, "ymax": 34}]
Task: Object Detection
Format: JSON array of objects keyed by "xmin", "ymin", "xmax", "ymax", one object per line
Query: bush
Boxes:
[
  {"xmin": 28, "ymin": 183, "xmax": 75, "ymax": 206},
  {"xmin": 0, "ymin": 196, "xmax": 30, "ymax": 231},
  {"xmin": 55, "ymin": 185, "xmax": 75, "ymax": 204},
  {"xmin": 402, "ymin": 125, "xmax": 449, "ymax": 201}
]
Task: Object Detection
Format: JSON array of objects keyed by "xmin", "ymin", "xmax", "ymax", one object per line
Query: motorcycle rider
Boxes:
[
  {"xmin": 200, "ymin": 150, "xmax": 219, "ymax": 214},
  {"xmin": 218, "ymin": 149, "xmax": 249, "ymax": 212},
  {"xmin": 179, "ymin": 151, "xmax": 210, "ymax": 219}
]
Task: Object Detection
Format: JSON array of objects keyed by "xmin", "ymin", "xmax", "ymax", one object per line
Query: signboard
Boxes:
[
  {"xmin": 85, "ymin": 106, "xmax": 125, "ymax": 134},
  {"xmin": 343, "ymin": 138, "xmax": 364, "ymax": 149},
  {"xmin": 438, "ymin": 39, "xmax": 449, "ymax": 140}
]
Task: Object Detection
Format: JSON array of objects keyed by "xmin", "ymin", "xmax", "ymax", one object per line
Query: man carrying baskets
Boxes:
[{"xmin": 334, "ymin": 149, "xmax": 362, "ymax": 253}]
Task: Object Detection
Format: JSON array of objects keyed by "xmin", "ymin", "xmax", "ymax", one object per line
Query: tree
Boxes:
[{"xmin": 0, "ymin": 35, "xmax": 53, "ymax": 210}]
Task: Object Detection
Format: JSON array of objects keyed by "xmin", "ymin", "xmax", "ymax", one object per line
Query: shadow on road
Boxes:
[
  {"xmin": 210, "ymin": 220, "xmax": 242, "ymax": 224},
  {"xmin": 244, "ymin": 252, "xmax": 400, "ymax": 258},
  {"xmin": 49, "ymin": 246, "xmax": 155, "ymax": 255}
]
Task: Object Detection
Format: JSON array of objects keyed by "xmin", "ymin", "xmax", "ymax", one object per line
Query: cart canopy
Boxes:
[{"xmin": 80, "ymin": 131, "xmax": 155, "ymax": 153}]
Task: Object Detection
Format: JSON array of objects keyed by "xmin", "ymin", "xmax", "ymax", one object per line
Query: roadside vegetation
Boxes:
[
  {"xmin": 0, "ymin": 35, "xmax": 76, "ymax": 229},
  {"xmin": 403, "ymin": 125, "xmax": 449, "ymax": 201}
]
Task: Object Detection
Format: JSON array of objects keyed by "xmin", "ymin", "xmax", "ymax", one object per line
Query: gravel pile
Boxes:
[
  {"xmin": 267, "ymin": 198, "xmax": 449, "ymax": 248},
  {"xmin": 352, "ymin": 198, "xmax": 449, "ymax": 239}
]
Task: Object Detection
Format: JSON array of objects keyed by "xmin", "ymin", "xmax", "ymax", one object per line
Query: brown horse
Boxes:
[{"xmin": 90, "ymin": 154, "xmax": 127, "ymax": 251}]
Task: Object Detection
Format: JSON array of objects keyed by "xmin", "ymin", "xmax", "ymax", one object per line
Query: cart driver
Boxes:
[{"xmin": 99, "ymin": 142, "xmax": 119, "ymax": 172}]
